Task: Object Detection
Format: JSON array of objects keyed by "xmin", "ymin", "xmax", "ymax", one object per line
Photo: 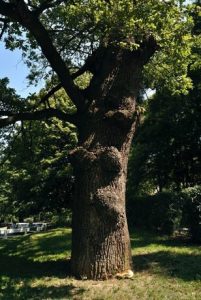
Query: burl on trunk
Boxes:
[{"xmin": 70, "ymin": 44, "xmax": 156, "ymax": 280}]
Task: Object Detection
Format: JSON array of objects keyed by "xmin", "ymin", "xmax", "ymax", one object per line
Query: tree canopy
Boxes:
[
  {"xmin": 0, "ymin": 0, "xmax": 196, "ymax": 125},
  {"xmin": 128, "ymin": 1, "xmax": 201, "ymax": 195}
]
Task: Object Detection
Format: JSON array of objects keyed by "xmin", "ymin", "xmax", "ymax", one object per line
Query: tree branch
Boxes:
[
  {"xmin": 0, "ymin": 0, "xmax": 85, "ymax": 110},
  {"xmin": 0, "ymin": 18, "xmax": 8, "ymax": 39},
  {"xmin": 0, "ymin": 108, "xmax": 76, "ymax": 128},
  {"xmin": 0, "ymin": 0, "xmax": 20, "ymax": 21},
  {"xmin": 32, "ymin": 0, "xmax": 66, "ymax": 16},
  {"xmin": 36, "ymin": 68, "xmax": 90, "ymax": 108},
  {"xmin": 38, "ymin": 83, "xmax": 62, "ymax": 107}
]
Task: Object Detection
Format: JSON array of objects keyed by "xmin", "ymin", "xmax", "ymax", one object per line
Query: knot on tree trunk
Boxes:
[
  {"xmin": 93, "ymin": 189, "xmax": 123, "ymax": 226},
  {"xmin": 104, "ymin": 109, "xmax": 134, "ymax": 128},
  {"xmin": 69, "ymin": 147, "xmax": 97, "ymax": 170},
  {"xmin": 70, "ymin": 146, "xmax": 122, "ymax": 174},
  {"xmin": 99, "ymin": 147, "xmax": 122, "ymax": 173}
]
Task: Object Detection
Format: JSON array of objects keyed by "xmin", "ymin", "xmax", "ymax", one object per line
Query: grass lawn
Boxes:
[{"xmin": 0, "ymin": 228, "xmax": 201, "ymax": 300}]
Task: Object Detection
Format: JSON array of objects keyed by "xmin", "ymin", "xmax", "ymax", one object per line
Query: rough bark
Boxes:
[
  {"xmin": 70, "ymin": 144, "xmax": 134, "ymax": 280},
  {"xmin": 70, "ymin": 46, "xmax": 151, "ymax": 280}
]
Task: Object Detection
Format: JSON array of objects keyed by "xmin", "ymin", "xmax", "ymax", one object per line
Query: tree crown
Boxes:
[{"xmin": 0, "ymin": 0, "xmax": 197, "ymax": 126}]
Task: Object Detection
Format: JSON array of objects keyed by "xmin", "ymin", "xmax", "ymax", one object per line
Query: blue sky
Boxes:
[{"xmin": 0, "ymin": 42, "xmax": 44, "ymax": 97}]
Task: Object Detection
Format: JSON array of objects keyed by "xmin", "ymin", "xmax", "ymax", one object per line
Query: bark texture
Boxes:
[{"xmin": 70, "ymin": 45, "xmax": 153, "ymax": 280}]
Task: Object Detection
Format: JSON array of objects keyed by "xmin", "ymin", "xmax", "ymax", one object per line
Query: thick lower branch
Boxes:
[{"xmin": 0, "ymin": 108, "xmax": 76, "ymax": 128}]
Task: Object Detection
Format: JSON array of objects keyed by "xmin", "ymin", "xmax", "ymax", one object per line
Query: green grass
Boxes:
[{"xmin": 0, "ymin": 228, "xmax": 201, "ymax": 300}]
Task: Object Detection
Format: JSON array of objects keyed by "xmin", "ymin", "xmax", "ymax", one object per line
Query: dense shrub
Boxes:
[
  {"xmin": 127, "ymin": 192, "xmax": 183, "ymax": 234},
  {"xmin": 181, "ymin": 186, "xmax": 201, "ymax": 243},
  {"xmin": 127, "ymin": 186, "xmax": 201, "ymax": 242},
  {"xmin": 150, "ymin": 193, "xmax": 183, "ymax": 234},
  {"xmin": 36, "ymin": 209, "xmax": 72, "ymax": 227}
]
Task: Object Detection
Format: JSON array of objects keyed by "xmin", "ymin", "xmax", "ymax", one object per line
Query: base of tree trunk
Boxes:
[
  {"xmin": 70, "ymin": 142, "xmax": 134, "ymax": 280},
  {"xmin": 71, "ymin": 219, "xmax": 133, "ymax": 280},
  {"xmin": 70, "ymin": 168, "xmax": 133, "ymax": 280}
]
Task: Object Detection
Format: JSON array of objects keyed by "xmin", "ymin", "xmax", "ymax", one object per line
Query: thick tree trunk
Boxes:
[
  {"xmin": 70, "ymin": 130, "xmax": 136, "ymax": 279},
  {"xmin": 70, "ymin": 45, "xmax": 155, "ymax": 279},
  {"xmin": 71, "ymin": 130, "xmax": 135, "ymax": 280}
]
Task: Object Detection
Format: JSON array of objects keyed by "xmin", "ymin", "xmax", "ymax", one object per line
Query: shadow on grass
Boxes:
[
  {"xmin": 0, "ymin": 254, "xmax": 71, "ymax": 278},
  {"xmin": 1, "ymin": 228, "xmax": 201, "ymax": 299},
  {"xmin": 130, "ymin": 230, "xmax": 195, "ymax": 249},
  {"xmin": 131, "ymin": 231, "xmax": 201, "ymax": 281},
  {"xmin": 133, "ymin": 251, "xmax": 201, "ymax": 281},
  {"xmin": 0, "ymin": 279, "xmax": 85, "ymax": 300},
  {"xmin": 0, "ymin": 255, "xmax": 82, "ymax": 300},
  {"xmin": 0, "ymin": 229, "xmax": 81, "ymax": 299},
  {"xmin": 0, "ymin": 230, "xmax": 72, "ymax": 279}
]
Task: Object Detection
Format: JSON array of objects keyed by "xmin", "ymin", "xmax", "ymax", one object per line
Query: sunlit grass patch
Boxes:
[
  {"xmin": 0, "ymin": 228, "xmax": 201, "ymax": 300},
  {"xmin": 0, "ymin": 228, "xmax": 71, "ymax": 261},
  {"xmin": 130, "ymin": 231, "xmax": 201, "ymax": 282}
]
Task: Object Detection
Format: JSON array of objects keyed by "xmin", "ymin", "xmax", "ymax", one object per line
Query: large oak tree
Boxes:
[{"xmin": 0, "ymin": 0, "xmax": 194, "ymax": 279}]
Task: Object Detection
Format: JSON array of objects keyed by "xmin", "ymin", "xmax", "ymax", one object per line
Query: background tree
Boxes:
[
  {"xmin": 128, "ymin": 0, "xmax": 201, "ymax": 195},
  {"xmin": 0, "ymin": 1, "xmax": 194, "ymax": 279},
  {"xmin": 128, "ymin": 89, "xmax": 201, "ymax": 194},
  {"xmin": 0, "ymin": 79, "xmax": 77, "ymax": 221},
  {"xmin": 127, "ymin": 0, "xmax": 201, "ymax": 239}
]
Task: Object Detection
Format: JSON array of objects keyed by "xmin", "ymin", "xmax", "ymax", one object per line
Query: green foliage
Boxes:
[
  {"xmin": 1, "ymin": 119, "xmax": 76, "ymax": 220},
  {"xmin": 0, "ymin": 81, "xmax": 78, "ymax": 221},
  {"xmin": 0, "ymin": 78, "xmax": 24, "ymax": 112},
  {"xmin": 39, "ymin": 209, "xmax": 72, "ymax": 227},
  {"xmin": 127, "ymin": 186, "xmax": 201, "ymax": 242},
  {"xmin": 0, "ymin": 78, "xmax": 25, "ymax": 159},
  {"xmin": 43, "ymin": 0, "xmax": 193, "ymax": 47},
  {"xmin": 129, "ymin": 94, "xmax": 201, "ymax": 195},
  {"xmin": 128, "ymin": 1, "xmax": 201, "ymax": 198},
  {"xmin": 127, "ymin": 192, "xmax": 183, "ymax": 234},
  {"xmin": 1, "ymin": 1, "xmax": 195, "ymax": 93},
  {"xmin": 143, "ymin": 2, "xmax": 201, "ymax": 94},
  {"xmin": 128, "ymin": 79, "xmax": 201, "ymax": 194},
  {"xmin": 181, "ymin": 185, "xmax": 201, "ymax": 242}
]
